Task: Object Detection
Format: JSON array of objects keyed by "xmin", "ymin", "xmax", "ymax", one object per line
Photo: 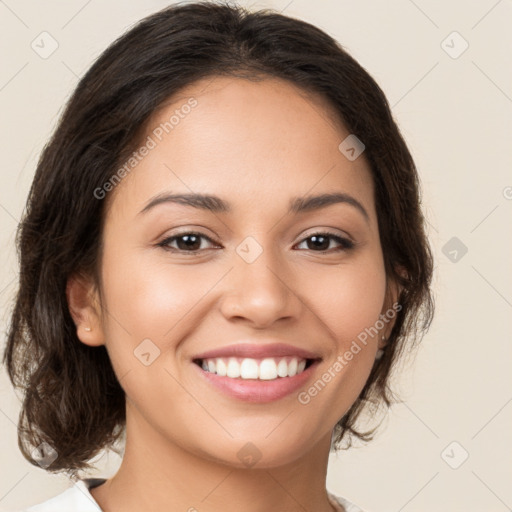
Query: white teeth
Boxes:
[
  {"xmin": 277, "ymin": 358, "xmax": 288, "ymax": 377},
  {"xmin": 259, "ymin": 358, "xmax": 278, "ymax": 380},
  {"xmin": 287, "ymin": 358, "xmax": 298, "ymax": 377},
  {"xmin": 216, "ymin": 358, "xmax": 227, "ymax": 377},
  {"xmin": 240, "ymin": 358, "xmax": 259, "ymax": 379},
  {"xmin": 199, "ymin": 356, "xmax": 310, "ymax": 380},
  {"xmin": 226, "ymin": 357, "xmax": 240, "ymax": 378}
]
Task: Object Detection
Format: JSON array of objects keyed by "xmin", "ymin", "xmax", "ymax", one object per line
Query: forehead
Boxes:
[{"xmin": 106, "ymin": 75, "xmax": 375, "ymax": 223}]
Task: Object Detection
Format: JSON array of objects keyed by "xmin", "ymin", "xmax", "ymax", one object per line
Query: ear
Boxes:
[
  {"xmin": 378, "ymin": 269, "xmax": 406, "ymax": 349},
  {"xmin": 66, "ymin": 272, "xmax": 105, "ymax": 347}
]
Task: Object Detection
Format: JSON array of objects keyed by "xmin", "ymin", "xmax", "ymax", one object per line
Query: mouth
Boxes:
[{"xmin": 190, "ymin": 343, "xmax": 322, "ymax": 403}]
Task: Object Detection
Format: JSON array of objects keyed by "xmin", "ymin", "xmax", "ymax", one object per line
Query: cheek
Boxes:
[
  {"xmin": 294, "ymin": 254, "xmax": 387, "ymax": 415},
  {"xmin": 99, "ymin": 248, "xmax": 215, "ymax": 366},
  {"xmin": 305, "ymin": 255, "xmax": 387, "ymax": 347}
]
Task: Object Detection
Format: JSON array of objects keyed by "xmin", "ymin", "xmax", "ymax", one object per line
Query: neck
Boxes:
[{"xmin": 91, "ymin": 400, "xmax": 337, "ymax": 512}]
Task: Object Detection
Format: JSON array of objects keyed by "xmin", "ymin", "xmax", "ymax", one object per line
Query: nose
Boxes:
[{"xmin": 218, "ymin": 245, "xmax": 302, "ymax": 329}]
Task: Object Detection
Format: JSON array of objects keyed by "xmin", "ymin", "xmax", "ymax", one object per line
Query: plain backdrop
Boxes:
[{"xmin": 0, "ymin": 1, "xmax": 511, "ymax": 511}]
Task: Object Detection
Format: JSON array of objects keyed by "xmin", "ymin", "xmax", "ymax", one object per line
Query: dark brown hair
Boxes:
[{"xmin": 2, "ymin": 0, "xmax": 434, "ymax": 478}]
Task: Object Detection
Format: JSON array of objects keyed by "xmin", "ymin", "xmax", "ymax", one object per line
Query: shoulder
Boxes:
[
  {"xmin": 328, "ymin": 491, "xmax": 367, "ymax": 512},
  {"xmin": 14, "ymin": 478, "xmax": 104, "ymax": 512}
]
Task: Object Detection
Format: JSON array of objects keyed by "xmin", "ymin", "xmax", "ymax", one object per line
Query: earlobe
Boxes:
[{"xmin": 66, "ymin": 273, "xmax": 105, "ymax": 347}]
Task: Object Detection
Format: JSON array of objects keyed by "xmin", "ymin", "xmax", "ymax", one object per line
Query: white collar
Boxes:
[{"xmin": 23, "ymin": 478, "xmax": 106, "ymax": 511}]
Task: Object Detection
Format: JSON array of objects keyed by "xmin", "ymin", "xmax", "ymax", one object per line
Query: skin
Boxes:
[{"xmin": 67, "ymin": 75, "xmax": 399, "ymax": 512}]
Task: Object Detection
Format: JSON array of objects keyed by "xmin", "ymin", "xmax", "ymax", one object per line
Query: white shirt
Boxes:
[{"xmin": 17, "ymin": 478, "xmax": 365, "ymax": 512}]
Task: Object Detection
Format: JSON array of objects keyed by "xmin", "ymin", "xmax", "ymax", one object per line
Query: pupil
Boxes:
[
  {"xmin": 179, "ymin": 234, "xmax": 200, "ymax": 250},
  {"xmin": 309, "ymin": 235, "xmax": 329, "ymax": 250}
]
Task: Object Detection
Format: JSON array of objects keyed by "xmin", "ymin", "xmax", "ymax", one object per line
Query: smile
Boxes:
[
  {"xmin": 191, "ymin": 343, "xmax": 322, "ymax": 403},
  {"xmin": 195, "ymin": 356, "xmax": 312, "ymax": 380}
]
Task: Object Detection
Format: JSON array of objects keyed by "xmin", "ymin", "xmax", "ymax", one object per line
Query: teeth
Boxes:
[
  {"xmin": 240, "ymin": 358, "xmax": 259, "ymax": 379},
  {"xmin": 259, "ymin": 358, "xmax": 278, "ymax": 380},
  {"xmin": 277, "ymin": 358, "xmax": 288, "ymax": 377},
  {"xmin": 216, "ymin": 358, "xmax": 227, "ymax": 377},
  {"xmin": 199, "ymin": 356, "xmax": 309, "ymax": 380},
  {"xmin": 227, "ymin": 357, "xmax": 240, "ymax": 378},
  {"xmin": 288, "ymin": 358, "xmax": 297, "ymax": 377}
]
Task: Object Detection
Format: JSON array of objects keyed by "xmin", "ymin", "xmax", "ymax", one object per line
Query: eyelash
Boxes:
[{"xmin": 157, "ymin": 230, "xmax": 355, "ymax": 255}]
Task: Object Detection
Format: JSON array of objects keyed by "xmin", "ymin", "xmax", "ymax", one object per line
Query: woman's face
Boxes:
[{"xmin": 82, "ymin": 75, "xmax": 395, "ymax": 468}]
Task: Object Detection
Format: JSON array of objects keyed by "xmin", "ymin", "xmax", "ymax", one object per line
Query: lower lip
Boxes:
[{"xmin": 192, "ymin": 361, "xmax": 320, "ymax": 403}]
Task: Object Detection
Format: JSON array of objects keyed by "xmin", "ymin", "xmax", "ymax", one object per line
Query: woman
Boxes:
[{"xmin": 3, "ymin": 2, "xmax": 434, "ymax": 511}]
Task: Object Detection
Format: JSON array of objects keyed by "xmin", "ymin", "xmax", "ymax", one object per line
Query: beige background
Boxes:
[{"xmin": 1, "ymin": 1, "xmax": 511, "ymax": 511}]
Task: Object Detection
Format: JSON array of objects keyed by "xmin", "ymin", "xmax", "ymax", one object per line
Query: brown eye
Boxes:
[
  {"xmin": 158, "ymin": 232, "xmax": 218, "ymax": 253},
  {"xmin": 295, "ymin": 232, "xmax": 354, "ymax": 252}
]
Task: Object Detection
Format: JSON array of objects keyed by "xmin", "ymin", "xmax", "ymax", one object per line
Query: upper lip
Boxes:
[{"xmin": 192, "ymin": 343, "xmax": 321, "ymax": 361}]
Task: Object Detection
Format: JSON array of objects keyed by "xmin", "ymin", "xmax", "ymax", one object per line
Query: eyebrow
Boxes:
[{"xmin": 139, "ymin": 191, "xmax": 369, "ymax": 222}]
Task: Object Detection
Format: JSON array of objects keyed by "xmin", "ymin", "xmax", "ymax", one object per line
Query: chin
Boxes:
[{"xmin": 189, "ymin": 428, "xmax": 325, "ymax": 470}]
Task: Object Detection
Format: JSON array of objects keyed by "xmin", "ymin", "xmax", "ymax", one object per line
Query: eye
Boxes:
[
  {"xmin": 294, "ymin": 231, "xmax": 354, "ymax": 252},
  {"xmin": 157, "ymin": 232, "xmax": 219, "ymax": 253}
]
